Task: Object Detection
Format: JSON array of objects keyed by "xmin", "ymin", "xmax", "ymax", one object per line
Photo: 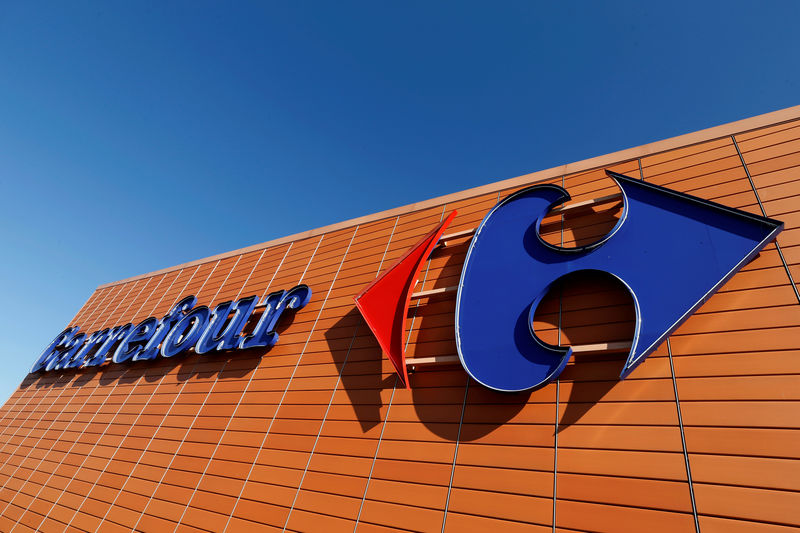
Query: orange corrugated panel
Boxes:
[
  {"xmin": 6, "ymin": 108, "xmax": 800, "ymax": 532},
  {"xmin": 699, "ymin": 515, "xmax": 799, "ymax": 533},
  {"xmin": 734, "ymin": 118, "xmax": 800, "ymax": 142}
]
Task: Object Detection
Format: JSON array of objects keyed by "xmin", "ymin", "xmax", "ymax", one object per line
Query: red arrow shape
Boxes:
[{"xmin": 354, "ymin": 211, "xmax": 457, "ymax": 388}]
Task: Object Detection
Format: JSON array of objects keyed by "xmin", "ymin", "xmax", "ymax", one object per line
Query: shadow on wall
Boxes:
[
  {"xmin": 323, "ymin": 193, "xmax": 636, "ymax": 441},
  {"xmin": 533, "ymin": 269, "xmax": 636, "ymax": 433},
  {"xmin": 324, "ymin": 307, "xmax": 387, "ymax": 433},
  {"xmin": 325, "ymin": 306, "xmax": 532, "ymax": 442},
  {"xmin": 324, "ymin": 270, "xmax": 636, "ymax": 441},
  {"xmin": 21, "ymin": 307, "xmax": 300, "ymax": 391},
  {"xmin": 19, "ymin": 205, "xmax": 635, "ymax": 442}
]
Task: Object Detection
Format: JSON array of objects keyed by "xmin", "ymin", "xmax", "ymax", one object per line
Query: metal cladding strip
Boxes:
[
  {"xmin": 111, "ymin": 255, "xmax": 246, "ymax": 530},
  {"xmin": 0, "ymin": 374, "xmax": 74, "ymax": 489},
  {"xmin": 0, "ymin": 358, "xmax": 73, "ymax": 451},
  {"xmin": 638, "ymin": 170, "xmax": 698, "ymax": 530},
  {"xmin": 73, "ymin": 283, "xmax": 119, "ymax": 326},
  {"xmin": 222, "ymin": 229, "xmax": 356, "ymax": 532},
  {"xmin": 82, "ymin": 281, "xmax": 137, "ymax": 337},
  {"xmin": 298, "ymin": 235, "xmax": 324, "ymax": 285},
  {"xmin": 203, "ymin": 255, "xmax": 242, "ymax": 308},
  {"xmin": 233, "ymin": 249, "xmax": 267, "ymax": 301},
  {"xmin": 91, "ymin": 279, "xmax": 142, "ymax": 333},
  {"xmin": 10, "ymin": 372, "xmax": 130, "ymax": 531},
  {"xmin": 552, "ymin": 378, "xmax": 559, "ymax": 532},
  {"xmin": 353, "ymin": 375, "xmax": 397, "ymax": 532},
  {"xmin": 73, "ymin": 283, "xmax": 124, "ymax": 334},
  {"xmin": 128, "ymin": 272, "xmax": 170, "ymax": 322},
  {"xmin": 62, "ymin": 268, "xmax": 211, "ymax": 531},
  {"xmin": 7, "ymin": 273, "xmax": 169, "ymax": 529},
  {"xmin": 441, "ymin": 191, "xmax": 500, "ymax": 532},
  {"xmin": 666, "ymin": 338, "xmax": 700, "ymax": 533},
  {"xmin": 170, "ymin": 245, "xmax": 301, "ymax": 531},
  {"xmin": 0, "ymin": 374, "xmax": 105, "ymax": 519},
  {"xmin": 35, "ymin": 269, "xmax": 189, "ymax": 530},
  {"xmin": 732, "ymin": 135, "xmax": 800, "ymax": 305},
  {"xmin": 66, "ymin": 287, "xmax": 106, "ymax": 329},
  {"xmin": 92, "ymin": 259, "xmax": 222, "ymax": 529},
  {"xmin": 282, "ymin": 215, "xmax": 401, "ymax": 530},
  {"xmin": 440, "ymin": 379, "xmax": 470, "ymax": 533},
  {"xmin": 0, "ymin": 373, "xmax": 79, "ymax": 475},
  {"xmin": 90, "ymin": 284, "xmax": 125, "ymax": 322},
  {"xmin": 66, "ymin": 290, "xmax": 101, "ymax": 327},
  {"xmin": 122, "ymin": 243, "xmax": 299, "ymax": 531},
  {"xmin": 115, "ymin": 277, "xmax": 153, "ymax": 324},
  {"xmin": 259, "ymin": 243, "xmax": 294, "ymax": 302},
  {"xmin": 285, "ymin": 324, "xmax": 360, "ymax": 526},
  {"xmin": 123, "ymin": 255, "xmax": 250, "ymax": 530},
  {"xmin": 0, "ymin": 279, "xmax": 103, "ymax": 435},
  {"xmin": 0, "ymin": 301, "xmax": 121, "ymax": 475},
  {"xmin": 143, "ymin": 268, "xmax": 187, "ymax": 320},
  {"xmin": 58, "ymin": 266, "xmax": 202, "ymax": 530},
  {"xmin": 55, "ymin": 283, "xmax": 120, "ymax": 358},
  {"xmin": 0, "ymin": 387, "xmax": 37, "ymax": 451},
  {"xmin": 354, "ymin": 204, "xmax": 447, "ymax": 531}
]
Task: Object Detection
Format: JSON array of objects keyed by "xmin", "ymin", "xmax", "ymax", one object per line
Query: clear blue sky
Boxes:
[{"xmin": 1, "ymin": 1, "xmax": 798, "ymax": 402}]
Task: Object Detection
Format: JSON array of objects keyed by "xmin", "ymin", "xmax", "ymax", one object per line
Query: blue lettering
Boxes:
[
  {"xmin": 161, "ymin": 306, "xmax": 210, "ymax": 358},
  {"xmin": 196, "ymin": 295, "xmax": 259, "ymax": 354},
  {"xmin": 31, "ymin": 327, "xmax": 80, "ymax": 373},
  {"xmin": 134, "ymin": 296, "xmax": 197, "ymax": 361},
  {"xmin": 30, "ymin": 286, "xmax": 312, "ymax": 373},
  {"xmin": 45, "ymin": 332, "xmax": 86, "ymax": 371},
  {"xmin": 113, "ymin": 318, "xmax": 158, "ymax": 363},
  {"xmin": 240, "ymin": 285, "xmax": 312, "ymax": 350},
  {"xmin": 67, "ymin": 328, "xmax": 111, "ymax": 369},
  {"xmin": 195, "ymin": 301, "xmax": 234, "ymax": 355},
  {"xmin": 83, "ymin": 324, "xmax": 133, "ymax": 367}
]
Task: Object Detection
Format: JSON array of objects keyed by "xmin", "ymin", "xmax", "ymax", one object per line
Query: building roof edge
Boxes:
[{"xmin": 97, "ymin": 104, "xmax": 800, "ymax": 290}]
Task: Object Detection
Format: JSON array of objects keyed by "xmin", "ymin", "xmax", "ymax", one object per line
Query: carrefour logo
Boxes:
[
  {"xmin": 31, "ymin": 285, "xmax": 311, "ymax": 373},
  {"xmin": 356, "ymin": 171, "xmax": 783, "ymax": 392}
]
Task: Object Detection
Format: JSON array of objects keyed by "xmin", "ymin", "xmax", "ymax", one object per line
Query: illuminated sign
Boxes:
[
  {"xmin": 356, "ymin": 171, "xmax": 783, "ymax": 391},
  {"xmin": 31, "ymin": 285, "xmax": 311, "ymax": 373}
]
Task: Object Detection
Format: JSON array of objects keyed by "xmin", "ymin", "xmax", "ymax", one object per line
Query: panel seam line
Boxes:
[
  {"xmin": 731, "ymin": 135, "xmax": 800, "ymax": 304},
  {"xmin": 355, "ymin": 204, "xmax": 447, "ymax": 531},
  {"xmin": 283, "ymin": 216, "xmax": 399, "ymax": 530},
  {"xmin": 222, "ymin": 229, "xmax": 356, "ymax": 532},
  {"xmin": 666, "ymin": 338, "xmax": 700, "ymax": 533}
]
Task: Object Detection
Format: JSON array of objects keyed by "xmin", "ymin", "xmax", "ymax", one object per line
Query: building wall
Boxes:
[{"xmin": 0, "ymin": 107, "xmax": 799, "ymax": 532}]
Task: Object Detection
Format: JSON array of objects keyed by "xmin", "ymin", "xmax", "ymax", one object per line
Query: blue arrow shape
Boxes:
[{"xmin": 456, "ymin": 170, "xmax": 783, "ymax": 392}]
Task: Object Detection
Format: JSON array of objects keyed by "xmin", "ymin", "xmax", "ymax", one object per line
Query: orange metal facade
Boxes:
[{"xmin": 1, "ymin": 108, "xmax": 799, "ymax": 532}]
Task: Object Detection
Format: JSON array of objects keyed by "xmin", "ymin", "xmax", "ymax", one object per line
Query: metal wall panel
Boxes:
[{"xmin": 2, "ymin": 109, "xmax": 800, "ymax": 533}]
